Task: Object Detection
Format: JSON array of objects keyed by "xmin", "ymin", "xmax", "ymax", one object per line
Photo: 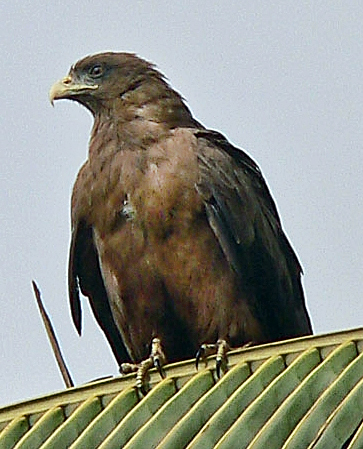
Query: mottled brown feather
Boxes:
[{"xmin": 52, "ymin": 52, "xmax": 312, "ymax": 365}]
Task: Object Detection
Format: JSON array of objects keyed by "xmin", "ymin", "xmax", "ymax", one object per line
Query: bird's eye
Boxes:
[{"xmin": 88, "ymin": 64, "xmax": 103, "ymax": 78}]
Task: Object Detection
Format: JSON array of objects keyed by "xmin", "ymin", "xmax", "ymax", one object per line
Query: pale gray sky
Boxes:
[{"xmin": 1, "ymin": 1, "xmax": 363, "ymax": 406}]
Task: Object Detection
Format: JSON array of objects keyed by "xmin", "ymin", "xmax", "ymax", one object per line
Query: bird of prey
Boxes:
[{"xmin": 50, "ymin": 52, "xmax": 312, "ymax": 371}]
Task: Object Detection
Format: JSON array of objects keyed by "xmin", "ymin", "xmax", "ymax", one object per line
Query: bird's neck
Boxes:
[
  {"xmin": 88, "ymin": 92, "xmax": 200, "ymax": 159},
  {"xmin": 88, "ymin": 112, "xmax": 171, "ymax": 161}
]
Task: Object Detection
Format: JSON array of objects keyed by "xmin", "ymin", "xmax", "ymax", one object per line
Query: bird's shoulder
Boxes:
[{"xmin": 192, "ymin": 128, "xmax": 281, "ymax": 230}]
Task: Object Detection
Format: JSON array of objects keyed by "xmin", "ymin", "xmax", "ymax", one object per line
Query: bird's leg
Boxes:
[
  {"xmin": 196, "ymin": 339, "xmax": 230, "ymax": 378},
  {"xmin": 120, "ymin": 337, "xmax": 166, "ymax": 394}
]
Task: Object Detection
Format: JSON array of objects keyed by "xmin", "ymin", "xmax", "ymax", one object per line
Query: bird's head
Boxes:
[{"xmin": 49, "ymin": 52, "xmax": 196, "ymax": 127}]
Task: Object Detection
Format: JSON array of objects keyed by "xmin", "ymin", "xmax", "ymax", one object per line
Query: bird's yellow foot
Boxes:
[
  {"xmin": 196, "ymin": 339, "xmax": 230, "ymax": 378},
  {"xmin": 120, "ymin": 337, "xmax": 166, "ymax": 394}
]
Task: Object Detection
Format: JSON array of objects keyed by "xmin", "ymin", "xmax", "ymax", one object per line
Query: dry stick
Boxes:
[{"xmin": 32, "ymin": 280, "xmax": 74, "ymax": 388}]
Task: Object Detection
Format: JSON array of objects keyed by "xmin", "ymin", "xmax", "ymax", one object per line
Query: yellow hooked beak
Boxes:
[{"xmin": 49, "ymin": 75, "xmax": 98, "ymax": 106}]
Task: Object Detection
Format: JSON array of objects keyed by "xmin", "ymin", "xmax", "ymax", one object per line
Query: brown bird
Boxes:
[{"xmin": 50, "ymin": 52, "xmax": 312, "ymax": 370}]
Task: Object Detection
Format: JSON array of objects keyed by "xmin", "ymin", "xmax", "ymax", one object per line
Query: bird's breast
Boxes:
[{"xmin": 80, "ymin": 128, "xmax": 203, "ymax": 240}]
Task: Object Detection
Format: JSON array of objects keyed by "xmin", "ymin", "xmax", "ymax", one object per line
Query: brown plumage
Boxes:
[{"xmin": 50, "ymin": 52, "xmax": 312, "ymax": 365}]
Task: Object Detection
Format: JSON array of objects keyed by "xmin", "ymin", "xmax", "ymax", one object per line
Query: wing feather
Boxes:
[
  {"xmin": 68, "ymin": 221, "xmax": 130, "ymax": 364},
  {"xmin": 195, "ymin": 129, "xmax": 312, "ymax": 338}
]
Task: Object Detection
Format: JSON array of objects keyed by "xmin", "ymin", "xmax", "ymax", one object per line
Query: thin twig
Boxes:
[{"xmin": 32, "ymin": 280, "xmax": 74, "ymax": 388}]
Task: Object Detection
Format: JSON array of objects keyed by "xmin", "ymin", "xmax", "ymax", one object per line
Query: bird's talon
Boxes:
[
  {"xmin": 195, "ymin": 344, "xmax": 209, "ymax": 370},
  {"xmin": 154, "ymin": 357, "xmax": 166, "ymax": 379},
  {"xmin": 215, "ymin": 355, "xmax": 228, "ymax": 378},
  {"xmin": 196, "ymin": 340, "xmax": 229, "ymax": 376},
  {"xmin": 196, "ymin": 343, "xmax": 219, "ymax": 370},
  {"xmin": 121, "ymin": 338, "xmax": 167, "ymax": 394},
  {"xmin": 195, "ymin": 347, "xmax": 204, "ymax": 370},
  {"xmin": 216, "ymin": 359, "xmax": 222, "ymax": 378}
]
